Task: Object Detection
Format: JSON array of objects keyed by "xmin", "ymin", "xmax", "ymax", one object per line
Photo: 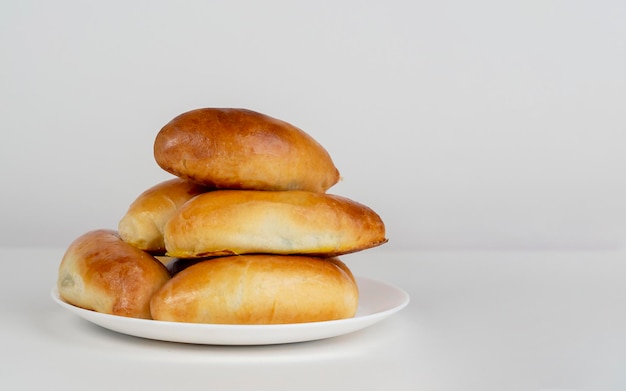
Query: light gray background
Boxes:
[{"xmin": 2, "ymin": 0, "xmax": 625, "ymax": 250}]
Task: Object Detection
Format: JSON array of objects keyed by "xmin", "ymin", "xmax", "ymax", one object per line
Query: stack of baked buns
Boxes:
[{"xmin": 57, "ymin": 108, "xmax": 387, "ymax": 324}]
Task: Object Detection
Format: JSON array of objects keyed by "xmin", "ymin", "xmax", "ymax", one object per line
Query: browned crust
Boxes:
[
  {"xmin": 57, "ymin": 229, "xmax": 171, "ymax": 319},
  {"xmin": 153, "ymin": 108, "xmax": 340, "ymax": 192},
  {"xmin": 163, "ymin": 190, "xmax": 387, "ymax": 258},
  {"xmin": 150, "ymin": 254, "xmax": 358, "ymax": 324},
  {"xmin": 118, "ymin": 178, "xmax": 209, "ymax": 253}
]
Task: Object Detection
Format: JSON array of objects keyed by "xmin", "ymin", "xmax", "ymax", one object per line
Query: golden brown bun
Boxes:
[
  {"xmin": 118, "ymin": 178, "xmax": 208, "ymax": 253},
  {"xmin": 153, "ymin": 108, "xmax": 340, "ymax": 192},
  {"xmin": 57, "ymin": 229, "xmax": 171, "ymax": 319},
  {"xmin": 163, "ymin": 190, "xmax": 388, "ymax": 258},
  {"xmin": 150, "ymin": 255, "xmax": 358, "ymax": 324}
]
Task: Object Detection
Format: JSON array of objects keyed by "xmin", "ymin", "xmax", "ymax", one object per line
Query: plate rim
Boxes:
[{"xmin": 51, "ymin": 276, "xmax": 409, "ymax": 345}]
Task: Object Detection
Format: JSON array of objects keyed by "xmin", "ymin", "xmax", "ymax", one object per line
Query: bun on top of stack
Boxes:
[{"xmin": 57, "ymin": 108, "xmax": 387, "ymax": 324}]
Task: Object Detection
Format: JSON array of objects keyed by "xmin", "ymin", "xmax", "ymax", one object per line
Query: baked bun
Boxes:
[
  {"xmin": 118, "ymin": 178, "xmax": 208, "ymax": 253},
  {"xmin": 150, "ymin": 255, "xmax": 358, "ymax": 324},
  {"xmin": 163, "ymin": 190, "xmax": 388, "ymax": 258},
  {"xmin": 57, "ymin": 229, "xmax": 171, "ymax": 319},
  {"xmin": 153, "ymin": 108, "xmax": 340, "ymax": 192}
]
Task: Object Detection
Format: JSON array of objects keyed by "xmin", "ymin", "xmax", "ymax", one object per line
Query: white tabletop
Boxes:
[{"xmin": 3, "ymin": 247, "xmax": 625, "ymax": 391}]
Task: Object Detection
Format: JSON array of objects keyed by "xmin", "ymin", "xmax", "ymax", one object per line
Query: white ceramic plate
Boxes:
[{"xmin": 51, "ymin": 276, "xmax": 409, "ymax": 345}]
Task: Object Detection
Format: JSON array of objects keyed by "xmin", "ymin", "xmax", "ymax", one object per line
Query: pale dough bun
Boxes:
[
  {"xmin": 151, "ymin": 254, "xmax": 358, "ymax": 324},
  {"xmin": 57, "ymin": 229, "xmax": 171, "ymax": 319},
  {"xmin": 118, "ymin": 178, "xmax": 208, "ymax": 254},
  {"xmin": 163, "ymin": 190, "xmax": 388, "ymax": 258},
  {"xmin": 153, "ymin": 108, "xmax": 340, "ymax": 192}
]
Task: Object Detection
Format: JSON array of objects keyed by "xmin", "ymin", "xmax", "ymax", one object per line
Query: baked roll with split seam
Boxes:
[
  {"xmin": 153, "ymin": 108, "xmax": 340, "ymax": 193},
  {"xmin": 163, "ymin": 189, "xmax": 388, "ymax": 258},
  {"xmin": 57, "ymin": 229, "xmax": 171, "ymax": 319},
  {"xmin": 150, "ymin": 254, "xmax": 358, "ymax": 324},
  {"xmin": 118, "ymin": 177, "xmax": 209, "ymax": 254}
]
